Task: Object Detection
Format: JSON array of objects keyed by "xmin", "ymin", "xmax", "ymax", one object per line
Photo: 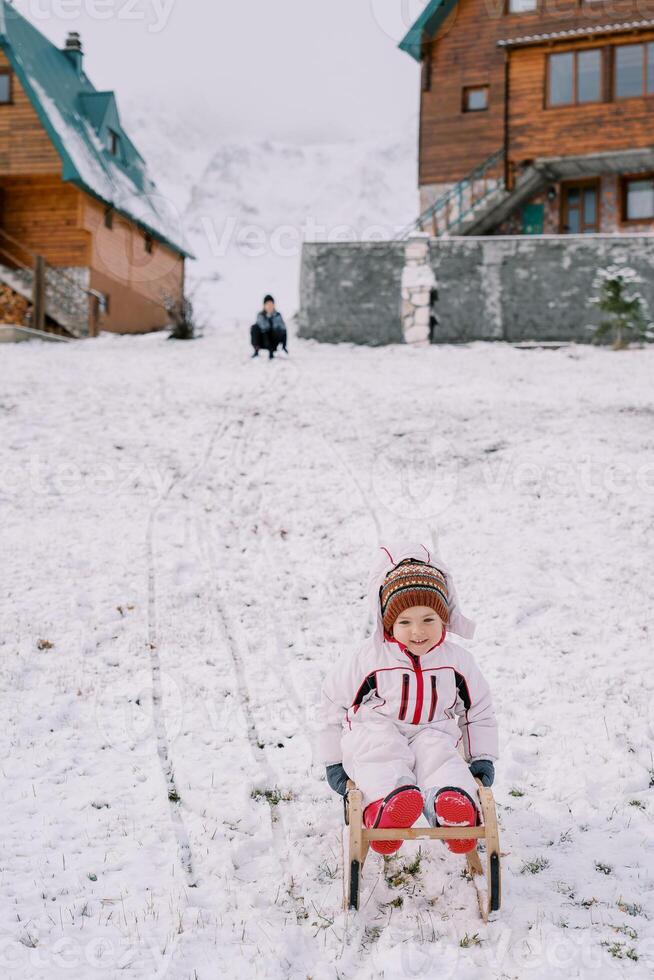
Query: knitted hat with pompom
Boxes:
[{"xmin": 380, "ymin": 558, "xmax": 449, "ymax": 634}]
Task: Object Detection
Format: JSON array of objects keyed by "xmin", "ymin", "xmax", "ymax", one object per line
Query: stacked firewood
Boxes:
[{"xmin": 0, "ymin": 283, "xmax": 30, "ymax": 325}]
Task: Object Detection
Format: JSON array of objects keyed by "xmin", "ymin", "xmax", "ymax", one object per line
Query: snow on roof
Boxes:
[
  {"xmin": 497, "ymin": 18, "xmax": 654, "ymax": 47},
  {"xmin": 0, "ymin": 1, "xmax": 192, "ymax": 258}
]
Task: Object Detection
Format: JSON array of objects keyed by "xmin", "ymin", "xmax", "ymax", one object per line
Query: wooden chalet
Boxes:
[
  {"xmin": 0, "ymin": 1, "xmax": 191, "ymax": 337},
  {"xmin": 400, "ymin": 0, "xmax": 654, "ymax": 236}
]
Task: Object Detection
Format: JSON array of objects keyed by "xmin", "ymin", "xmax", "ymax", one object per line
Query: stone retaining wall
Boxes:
[
  {"xmin": 298, "ymin": 242, "xmax": 405, "ymax": 345},
  {"xmin": 299, "ymin": 234, "xmax": 654, "ymax": 344}
]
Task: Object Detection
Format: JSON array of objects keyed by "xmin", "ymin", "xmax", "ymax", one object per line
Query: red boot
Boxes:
[
  {"xmin": 434, "ymin": 789, "xmax": 479, "ymax": 854},
  {"xmin": 364, "ymin": 785, "xmax": 424, "ymax": 855}
]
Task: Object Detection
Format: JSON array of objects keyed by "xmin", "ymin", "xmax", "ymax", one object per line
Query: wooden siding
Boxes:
[
  {"xmin": 0, "ymin": 50, "xmax": 62, "ymax": 174},
  {"xmin": 89, "ymin": 266, "xmax": 178, "ymax": 334},
  {"xmin": 508, "ymin": 30, "xmax": 654, "ymax": 161},
  {"xmin": 0, "ymin": 176, "xmax": 89, "ymax": 266},
  {"xmin": 0, "ymin": 177, "xmax": 184, "ymax": 332},
  {"xmin": 419, "ymin": 4, "xmax": 505, "ymax": 185},
  {"xmin": 419, "ymin": 0, "xmax": 654, "ymax": 185},
  {"xmin": 82, "ymin": 197, "xmax": 183, "ymax": 333}
]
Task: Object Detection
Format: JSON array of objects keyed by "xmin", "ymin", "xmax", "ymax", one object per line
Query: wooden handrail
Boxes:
[{"xmin": 0, "ymin": 226, "xmax": 94, "ymax": 304}]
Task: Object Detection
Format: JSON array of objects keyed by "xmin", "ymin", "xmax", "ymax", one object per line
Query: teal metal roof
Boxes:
[
  {"xmin": 0, "ymin": 1, "xmax": 192, "ymax": 257},
  {"xmin": 78, "ymin": 91, "xmax": 120, "ymax": 133},
  {"xmin": 399, "ymin": 0, "xmax": 460, "ymax": 61}
]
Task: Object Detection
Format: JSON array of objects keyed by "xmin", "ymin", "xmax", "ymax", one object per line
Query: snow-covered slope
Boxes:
[
  {"xmin": 123, "ymin": 102, "xmax": 418, "ymax": 323},
  {"xmin": 2, "ymin": 325, "xmax": 653, "ymax": 977}
]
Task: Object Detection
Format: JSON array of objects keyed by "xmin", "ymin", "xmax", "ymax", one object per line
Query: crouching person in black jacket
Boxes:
[{"xmin": 250, "ymin": 294, "xmax": 288, "ymax": 359}]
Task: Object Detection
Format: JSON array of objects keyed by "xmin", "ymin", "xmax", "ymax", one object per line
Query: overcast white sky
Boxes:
[{"xmin": 11, "ymin": 0, "xmax": 427, "ymax": 142}]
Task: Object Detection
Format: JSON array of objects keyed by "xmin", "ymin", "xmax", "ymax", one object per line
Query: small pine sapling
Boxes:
[{"xmin": 587, "ymin": 265, "xmax": 654, "ymax": 349}]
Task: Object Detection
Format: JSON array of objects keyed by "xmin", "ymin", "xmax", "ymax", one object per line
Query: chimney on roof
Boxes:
[{"xmin": 64, "ymin": 32, "xmax": 83, "ymax": 76}]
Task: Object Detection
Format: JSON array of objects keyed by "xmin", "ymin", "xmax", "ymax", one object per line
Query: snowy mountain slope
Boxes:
[
  {"xmin": 1, "ymin": 325, "xmax": 653, "ymax": 978},
  {"xmin": 122, "ymin": 102, "xmax": 419, "ymax": 322}
]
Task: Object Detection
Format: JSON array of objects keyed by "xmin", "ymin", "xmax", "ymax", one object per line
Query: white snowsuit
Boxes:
[{"xmin": 315, "ymin": 539, "xmax": 499, "ymax": 814}]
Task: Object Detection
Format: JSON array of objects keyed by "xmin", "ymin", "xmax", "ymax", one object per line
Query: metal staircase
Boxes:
[
  {"xmin": 402, "ymin": 144, "xmax": 654, "ymax": 240},
  {"xmin": 400, "ymin": 148, "xmax": 506, "ymax": 239}
]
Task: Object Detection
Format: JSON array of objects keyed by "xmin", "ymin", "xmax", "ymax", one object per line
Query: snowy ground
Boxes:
[{"xmin": 1, "ymin": 324, "xmax": 653, "ymax": 979}]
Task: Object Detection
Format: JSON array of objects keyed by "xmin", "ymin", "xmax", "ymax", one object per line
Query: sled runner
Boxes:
[{"xmin": 342, "ymin": 779, "xmax": 501, "ymax": 920}]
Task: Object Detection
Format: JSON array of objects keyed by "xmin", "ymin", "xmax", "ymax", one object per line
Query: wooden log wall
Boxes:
[
  {"xmin": 83, "ymin": 197, "xmax": 184, "ymax": 333},
  {"xmin": 419, "ymin": 0, "xmax": 654, "ymax": 185},
  {"xmin": 0, "ymin": 50, "xmax": 62, "ymax": 174},
  {"xmin": 508, "ymin": 29, "xmax": 654, "ymax": 161},
  {"xmin": 0, "ymin": 176, "xmax": 89, "ymax": 266}
]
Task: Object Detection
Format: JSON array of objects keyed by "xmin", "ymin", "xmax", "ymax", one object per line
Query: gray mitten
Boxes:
[
  {"xmin": 469, "ymin": 759, "xmax": 495, "ymax": 787},
  {"xmin": 326, "ymin": 763, "xmax": 350, "ymax": 797}
]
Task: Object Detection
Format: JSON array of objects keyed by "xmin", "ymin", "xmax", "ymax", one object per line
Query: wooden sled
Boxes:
[{"xmin": 343, "ymin": 779, "xmax": 501, "ymax": 920}]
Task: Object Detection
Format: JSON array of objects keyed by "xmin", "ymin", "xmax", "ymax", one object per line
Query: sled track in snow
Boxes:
[
  {"xmin": 145, "ymin": 403, "xmax": 241, "ymax": 889},
  {"xmin": 287, "ymin": 355, "xmax": 384, "ymax": 543},
  {"xmin": 218, "ymin": 365, "xmax": 378, "ymax": 938},
  {"xmin": 196, "ymin": 517, "xmax": 273, "ymax": 767},
  {"xmin": 191, "ymin": 369, "xmax": 304, "ymax": 843},
  {"xmin": 141, "ymin": 360, "xmax": 306, "ymax": 899}
]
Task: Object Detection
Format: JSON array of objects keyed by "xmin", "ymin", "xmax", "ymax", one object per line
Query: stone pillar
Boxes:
[{"xmin": 401, "ymin": 233, "xmax": 437, "ymax": 345}]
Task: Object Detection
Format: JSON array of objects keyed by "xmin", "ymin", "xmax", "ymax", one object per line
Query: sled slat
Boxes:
[{"xmin": 365, "ymin": 826, "xmax": 484, "ymax": 840}]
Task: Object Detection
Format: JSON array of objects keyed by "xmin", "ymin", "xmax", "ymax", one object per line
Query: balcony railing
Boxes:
[{"xmin": 400, "ymin": 148, "xmax": 506, "ymax": 239}]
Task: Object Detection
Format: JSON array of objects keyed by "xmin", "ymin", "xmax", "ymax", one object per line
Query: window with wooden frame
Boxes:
[
  {"xmin": 507, "ymin": 0, "xmax": 538, "ymax": 12},
  {"xmin": 613, "ymin": 42, "xmax": 654, "ymax": 99},
  {"xmin": 561, "ymin": 179, "xmax": 600, "ymax": 234},
  {"xmin": 621, "ymin": 174, "xmax": 654, "ymax": 221},
  {"xmin": 546, "ymin": 48, "xmax": 604, "ymax": 107},
  {"xmin": 0, "ymin": 71, "xmax": 12, "ymax": 104},
  {"xmin": 463, "ymin": 85, "xmax": 489, "ymax": 112}
]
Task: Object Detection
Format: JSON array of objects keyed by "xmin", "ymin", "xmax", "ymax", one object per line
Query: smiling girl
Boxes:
[{"xmin": 316, "ymin": 539, "xmax": 498, "ymax": 855}]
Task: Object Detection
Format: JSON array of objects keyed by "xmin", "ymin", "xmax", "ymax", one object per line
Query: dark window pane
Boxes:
[
  {"xmin": 465, "ymin": 87, "xmax": 488, "ymax": 111},
  {"xmin": 626, "ymin": 179, "xmax": 654, "ymax": 220},
  {"xmin": 567, "ymin": 189, "xmax": 580, "ymax": 205},
  {"xmin": 615, "ymin": 44, "xmax": 644, "ymax": 98},
  {"xmin": 583, "ymin": 188, "xmax": 597, "ymax": 225},
  {"xmin": 567, "ymin": 207, "xmax": 580, "ymax": 233},
  {"xmin": 648, "ymin": 43, "xmax": 654, "ymax": 94},
  {"xmin": 549, "ymin": 53, "xmax": 574, "ymax": 105},
  {"xmin": 578, "ymin": 50, "xmax": 601, "ymax": 103},
  {"xmin": 0, "ymin": 74, "xmax": 10, "ymax": 103}
]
